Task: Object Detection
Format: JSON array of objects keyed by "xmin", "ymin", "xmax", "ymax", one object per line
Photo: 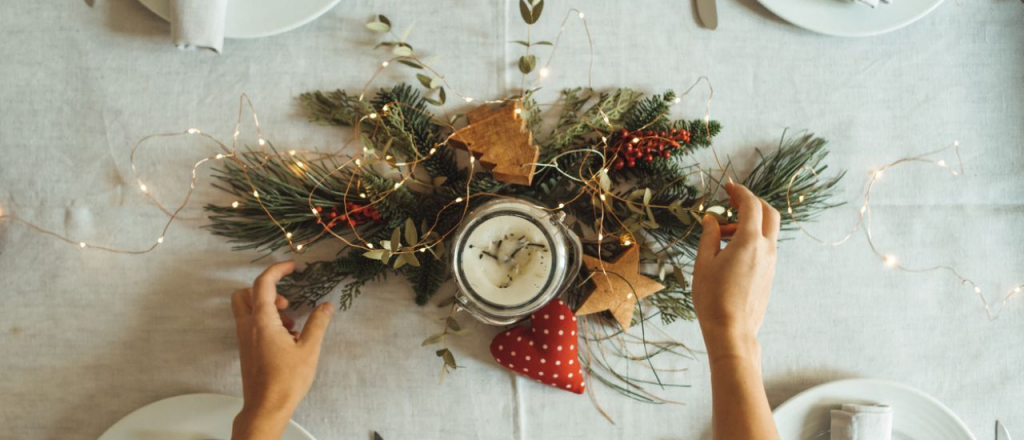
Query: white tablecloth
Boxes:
[{"xmin": 1, "ymin": 1, "xmax": 1022, "ymax": 439}]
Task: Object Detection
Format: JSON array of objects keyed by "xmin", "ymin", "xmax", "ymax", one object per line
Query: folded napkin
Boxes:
[
  {"xmin": 830, "ymin": 403, "xmax": 893, "ymax": 440},
  {"xmin": 853, "ymin": 0, "xmax": 894, "ymax": 8},
  {"xmin": 170, "ymin": 0, "xmax": 228, "ymax": 53}
]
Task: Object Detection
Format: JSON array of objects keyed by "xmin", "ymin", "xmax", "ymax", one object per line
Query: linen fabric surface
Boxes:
[{"xmin": 1, "ymin": 1, "xmax": 1022, "ymax": 439}]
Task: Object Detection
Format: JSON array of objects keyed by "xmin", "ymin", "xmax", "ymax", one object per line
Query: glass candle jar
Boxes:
[{"xmin": 451, "ymin": 199, "xmax": 582, "ymax": 326}]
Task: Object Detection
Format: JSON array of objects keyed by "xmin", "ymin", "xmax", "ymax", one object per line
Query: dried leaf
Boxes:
[
  {"xmin": 438, "ymin": 87, "xmax": 447, "ymax": 104},
  {"xmin": 405, "ymin": 218, "xmax": 418, "ymax": 244},
  {"xmin": 531, "ymin": 0, "xmax": 544, "ymax": 23},
  {"xmin": 436, "ymin": 348, "xmax": 457, "ymax": 368},
  {"xmin": 378, "ymin": 15, "xmax": 391, "ymax": 27},
  {"xmin": 393, "ymin": 255, "xmax": 408, "ymax": 270},
  {"xmin": 673, "ymin": 266, "xmax": 688, "ymax": 290},
  {"xmin": 362, "ymin": 249, "xmax": 385, "ymax": 260},
  {"xmin": 405, "ymin": 250, "xmax": 420, "ymax": 267},
  {"xmin": 447, "ymin": 318, "xmax": 461, "ymax": 331},
  {"xmin": 373, "ymin": 432, "xmax": 384, "ymax": 440},
  {"xmin": 512, "ymin": 40, "xmax": 530, "ymax": 47},
  {"xmin": 534, "ymin": 41, "xmax": 553, "ymax": 46},
  {"xmin": 599, "ymin": 169, "xmax": 611, "ymax": 192}
]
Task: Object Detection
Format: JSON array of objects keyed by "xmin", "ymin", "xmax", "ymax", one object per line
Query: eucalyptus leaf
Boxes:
[
  {"xmin": 519, "ymin": 0, "xmax": 533, "ymax": 24},
  {"xmin": 366, "ymin": 21, "xmax": 390, "ymax": 33},
  {"xmin": 599, "ymin": 169, "xmax": 611, "ymax": 192},
  {"xmin": 393, "ymin": 255, "xmax": 408, "ymax": 269},
  {"xmin": 437, "ymin": 296, "xmax": 457, "ymax": 308},
  {"xmin": 405, "ymin": 250, "xmax": 420, "ymax": 267},
  {"xmin": 363, "ymin": 249, "xmax": 385, "ymax": 260},
  {"xmin": 518, "ymin": 55, "xmax": 536, "ymax": 74},
  {"xmin": 392, "ymin": 45, "xmax": 413, "ymax": 57},
  {"xmin": 421, "ymin": 333, "xmax": 445, "ymax": 346},
  {"xmin": 531, "ymin": 0, "xmax": 544, "ymax": 23},
  {"xmin": 416, "ymin": 73, "xmax": 433, "ymax": 89},
  {"xmin": 438, "ymin": 87, "xmax": 447, "ymax": 104},
  {"xmin": 424, "ymin": 98, "xmax": 442, "ymax": 106},
  {"xmin": 359, "ymin": 134, "xmax": 374, "ymax": 151},
  {"xmin": 447, "ymin": 318, "xmax": 461, "ymax": 331},
  {"xmin": 390, "ymin": 227, "xmax": 401, "ymax": 252},
  {"xmin": 405, "ymin": 218, "xmax": 418, "ymax": 244},
  {"xmin": 398, "ymin": 59, "xmax": 423, "ymax": 69},
  {"xmin": 400, "ymin": 23, "xmax": 415, "ymax": 43}
]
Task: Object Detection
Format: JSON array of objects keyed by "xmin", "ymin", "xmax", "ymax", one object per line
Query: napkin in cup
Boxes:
[
  {"xmin": 830, "ymin": 403, "xmax": 893, "ymax": 440},
  {"xmin": 170, "ymin": 0, "xmax": 228, "ymax": 53}
]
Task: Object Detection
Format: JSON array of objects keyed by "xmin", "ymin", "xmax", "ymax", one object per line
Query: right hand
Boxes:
[
  {"xmin": 691, "ymin": 183, "xmax": 780, "ymax": 355},
  {"xmin": 231, "ymin": 261, "xmax": 335, "ymax": 440}
]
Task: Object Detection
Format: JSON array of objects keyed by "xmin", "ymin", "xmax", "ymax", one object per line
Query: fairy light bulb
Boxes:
[
  {"xmin": 296, "ymin": 244, "xmax": 304, "ymax": 251},
  {"xmin": 139, "ymin": 183, "xmax": 148, "ymax": 193},
  {"xmin": 382, "ymin": 61, "xmax": 389, "ymax": 67},
  {"xmin": 936, "ymin": 160, "xmax": 946, "ymax": 167},
  {"xmin": 787, "ymin": 206, "xmax": 794, "ymax": 214},
  {"xmin": 79, "ymin": 242, "xmax": 87, "ymax": 248},
  {"xmin": 539, "ymin": 67, "xmax": 550, "ymax": 78},
  {"xmin": 1015, "ymin": 287, "xmax": 1022, "ymax": 293},
  {"xmin": 289, "ymin": 150, "xmax": 297, "ymax": 156},
  {"xmin": 359, "ymin": 192, "xmax": 367, "ymax": 198},
  {"xmin": 698, "ymin": 203, "xmax": 704, "ymax": 212},
  {"xmin": 369, "ymin": 113, "xmax": 378, "ymax": 119},
  {"xmin": 578, "ymin": 11, "xmax": 585, "ymax": 19},
  {"xmin": 394, "ymin": 182, "xmax": 402, "ymax": 189},
  {"xmin": 215, "ymin": 153, "xmax": 224, "ymax": 159},
  {"xmin": 157, "ymin": 236, "xmax": 164, "ymax": 244},
  {"xmin": 974, "ymin": 286, "xmax": 983, "ymax": 294},
  {"xmin": 883, "ymin": 255, "xmax": 898, "ymax": 268},
  {"xmin": 355, "ymin": 158, "xmax": 362, "ymax": 166},
  {"xmin": 673, "ymin": 97, "xmax": 681, "ymax": 104},
  {"xmin": 860, "ymin": 205, "xmax": 868, "ymax": 214},
  {"xmin": 464, "ymin": 97, "xmax": 474, "ymax": 103},
  {"xmin": 798, "ymin": 194, "xmax": 806, "ymax": 203},
  {"xmin": 597, "ymin": 233, "xmax": 604, "ymax": 241},
  {"xmin": 469, "ymin": 156, "xmax": 476, "ymax": 164},
  {"xmin": 873, "ymin": 170, "xmax": 884, "ymax": 179},
  {"xmin": 726, "ymin": 209, "xmax": 733, "ymax": 218},
  {"xmin": 429, "ymin": 148, "xmax": 437, "ymax": 155},
  {"xmin": 455, "ymin": 197, "xmax": 464, "ymax": 203},
  {"xmin": 231, "ymin": 201, "xmax": 240, "ymax": 208},
  {"xmin": 258, "ymin": 138, "xmax": 266, "ymax": 146},
  {"xmin": 311, "ymin": 208, "xmax": 318, "ymax": 215},
  {"xmin": 253, "ymin": 190, "xmax": 260, "ymax": 198},
  {"xmin": 187, "ymin": 128, "xmax": 200, "ymax": 134},
  {"xmin": 286, "ymin": 232, "xmax": 293, "ymax": 239},
  {"xmin": 367, "ymin": 243, "xmax": 374, "ymax": 249},
  {"xmin": 557, "ymin": 203, "xmax": 565, "ymax": 209},
  {"xmin": 296, "ymin": 161, "xmax": 305, "ymax": 169},
  {"xmin": 632, "ymin": 137, "xmax": 640, "ymax": 144},
  {"xmin": 599, "ymin": 194, "xmax": 607, "ymax": 201}
]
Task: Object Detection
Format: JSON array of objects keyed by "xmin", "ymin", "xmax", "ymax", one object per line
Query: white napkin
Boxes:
[
  {"xmin": 170, "ymin": 0, "xmax": 228, "ymax": 53},
  {"xmin": 853, "ymin": 0, "xmax": 894, "ymax": 8},
  {"xmin": 830, "ymin": 403, "xmax": 893, "ymax": 440}
]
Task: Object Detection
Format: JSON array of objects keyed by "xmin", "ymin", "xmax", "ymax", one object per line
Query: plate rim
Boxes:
[
  {"xmin": 755, "ymin": 0, "xmax": 945, "ymax": 37},
  {"xmin": 137, "ymin": 0, "xmax": 342, "ymax": 39},
  {"xmin": 772, "ymin": 378, "xmax": 975, "ymax": 439},
  {"xmin": 96, "ymin": 392, "xmax": 316, "ymax": 440}
]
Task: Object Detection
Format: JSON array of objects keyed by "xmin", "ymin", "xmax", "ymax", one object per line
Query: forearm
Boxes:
[
  {"xmin": 231, "ymin": 406, "xmax": 293, "ymax": 440},
  {"xmin": 704, "ymin": 328, "xmax": 779, "ymax": 440}
]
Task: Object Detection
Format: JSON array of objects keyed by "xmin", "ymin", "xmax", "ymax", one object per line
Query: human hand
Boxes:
[
  {"xmin": 230, "ymin": 261, "xmax": 335, "ymax": 440},
  {"xmin": 692, "ymin": 183, "xmax": 780, "ymax": 358}
]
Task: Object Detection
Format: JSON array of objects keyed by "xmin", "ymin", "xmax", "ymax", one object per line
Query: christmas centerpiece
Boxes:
[{"xmin": 203, "ymin": 2, "xmax": 843, "ymax": 410}]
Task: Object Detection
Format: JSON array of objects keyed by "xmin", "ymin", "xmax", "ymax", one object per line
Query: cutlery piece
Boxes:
[
  {"xmin": 696, "ymin": 0, "xmax": 717, "ymax": 30},
  {"xmin": 998, "ymin": 421, "xmax": 1012, "ymax": 440}
]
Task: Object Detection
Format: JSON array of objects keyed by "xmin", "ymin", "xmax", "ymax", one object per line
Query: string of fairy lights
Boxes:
[
  {"xmin": 785, "ymin": 142, "xmax": 1024, "ymax": 321},
  {"xmin": 0, "ymin": 7, "xmax": 1018, "ymax": 328}
]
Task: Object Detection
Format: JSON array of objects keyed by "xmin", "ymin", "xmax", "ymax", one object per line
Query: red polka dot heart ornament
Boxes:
[{"xmin": 489, "ymin": 299, "xmax": 585, "ymax": 394}]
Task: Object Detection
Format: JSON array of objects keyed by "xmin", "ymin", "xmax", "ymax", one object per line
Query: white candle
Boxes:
[{"xmin": 461, "ymin": 215, "xmax": 553, "ymax": 307}]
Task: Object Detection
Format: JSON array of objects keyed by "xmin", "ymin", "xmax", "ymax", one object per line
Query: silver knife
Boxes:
[
  {"xmin": 696, "ymin": 0, "xmax": 718, "ymax": 30},
  {"xmin": 998, "ymin": 421, "xmax": 1012, "ymax": 440}
]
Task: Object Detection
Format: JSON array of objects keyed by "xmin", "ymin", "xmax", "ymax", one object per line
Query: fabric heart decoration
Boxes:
[{"xmin": 489, "ymin": 299, "xmax": 585, "ymax": 394}]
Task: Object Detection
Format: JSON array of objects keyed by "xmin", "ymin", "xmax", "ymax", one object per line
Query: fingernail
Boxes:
[{"xmin": 321, "ymin": 302, "xmax": 335, "ymax": 316}]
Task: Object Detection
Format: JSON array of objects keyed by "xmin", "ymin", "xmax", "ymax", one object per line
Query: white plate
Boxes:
[
  {"xmin": 773, "ymin": 379, "xmax": 974, "ymax": 440},
  {"xmin": 138, "ymin": 0, "xmax": 342, "ymax": 39},
  {"xmin": 756, "ymin": 0, "xmax": 944, "ymax": 37},
  {"xmin": 96, "ymin": 393, "xmax": 316, "ymax": 440}
]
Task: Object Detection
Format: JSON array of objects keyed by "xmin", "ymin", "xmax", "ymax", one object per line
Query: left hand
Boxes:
[{"xmin": 230, "ymin": 261, "xmax": 335, "ymax": 440}]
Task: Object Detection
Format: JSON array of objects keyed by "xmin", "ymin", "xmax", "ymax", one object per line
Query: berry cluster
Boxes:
[
  {"xmin": 316, "ymin": 201, "xmax": 382, "ymax": 229},
  {"xmin": 608, "ymin": 128, "xmax": 691, "ymax": 171}
]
